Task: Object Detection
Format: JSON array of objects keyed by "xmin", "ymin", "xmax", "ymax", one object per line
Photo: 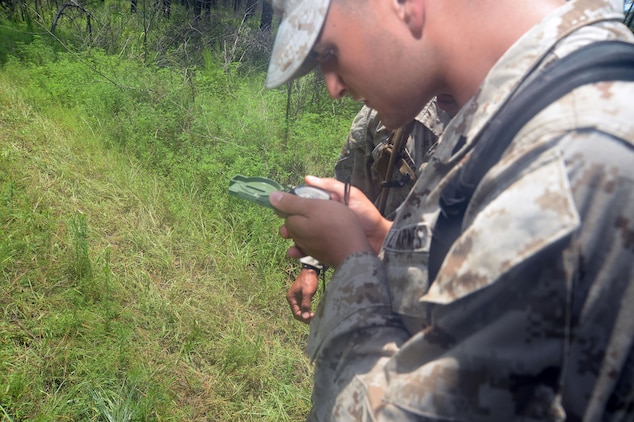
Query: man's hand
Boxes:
[
  {"xmin": 269, "ymin": 190, "xmax": 373, "ymax": 268},
  {"xmin": 303, "ymin": 176, "xmax": 392, "ymax": 253},
  {"xmin": 287, "ymin": 268, "xmax": 319, "ymax": 323}
]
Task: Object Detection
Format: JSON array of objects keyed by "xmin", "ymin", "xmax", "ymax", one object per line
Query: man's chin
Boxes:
[{"xmin": 377, "ymin": 112, "xmax": 412, "ymax": 131}]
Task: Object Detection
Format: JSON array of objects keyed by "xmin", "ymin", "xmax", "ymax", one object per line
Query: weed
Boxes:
[
  {"xmin": 89, "ymin": 380, "xmax": 139, "ymax": 422},
  {"xmin": 68, "ymin": 213, "xmax": 93, "ymax": 283},
  {"xmin": 0, "ymin": 8, "xmax": 358, "ymax": 420}
]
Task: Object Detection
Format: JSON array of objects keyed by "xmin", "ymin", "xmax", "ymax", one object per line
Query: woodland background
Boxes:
[{"xmin": 1, "ymin": 0, "xmax": 633, "ymax": 421}]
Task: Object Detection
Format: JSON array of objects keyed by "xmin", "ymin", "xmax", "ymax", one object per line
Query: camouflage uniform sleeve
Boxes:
[
  {"xmin": 334, "ymin": 106, "xmax": 371, "ymax": 183},
  {"xmin": 306, "ymin": 252, "xmax": 411, "ymax": 422},
  {"xmin": 334, "ymin": 106, "xmax": 387, "ymax": 201}
]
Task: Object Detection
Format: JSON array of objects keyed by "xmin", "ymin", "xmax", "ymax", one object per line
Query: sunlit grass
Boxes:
[{"xmin": 0, "ymin": 21, "xmax": 355, "ymax": 418}]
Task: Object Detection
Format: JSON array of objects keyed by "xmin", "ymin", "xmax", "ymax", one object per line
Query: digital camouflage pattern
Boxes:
[
  {"xmin": 306, "ymin": 0, "xmax": 634, "ymax": 420},
  {"xmin": 265, "ymin": 0, "xmax": 330, "ymax": 88},
  {"xmin": 334, "ymin": 99, "xmax": 452, "ymax": 220}
]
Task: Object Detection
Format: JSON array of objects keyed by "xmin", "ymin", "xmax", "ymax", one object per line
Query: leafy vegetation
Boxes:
[{"xmin": 0, "ymin": 1, "xmax": 359, "ymax": 420}]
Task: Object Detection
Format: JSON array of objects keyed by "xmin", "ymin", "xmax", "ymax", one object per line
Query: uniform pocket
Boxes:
[{"xmin": 422, "ymin": 151, "xmax": 580, "ymax": 305}]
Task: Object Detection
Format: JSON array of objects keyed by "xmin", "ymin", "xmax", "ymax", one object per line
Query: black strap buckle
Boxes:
[{"xmin": 382, "ymin": 173, "xmax": 410, "ymax": 189}]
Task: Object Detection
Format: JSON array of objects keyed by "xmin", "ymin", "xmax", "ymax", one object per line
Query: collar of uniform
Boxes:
[{"xmin": 414, "ymin": 97, "xmax": 453, "ymax": 139}]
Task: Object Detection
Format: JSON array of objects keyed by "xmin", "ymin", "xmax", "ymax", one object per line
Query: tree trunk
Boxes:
[
  {"xmin": 626, "ymin": 1, "xmax": 634, "ymax": 30},
  {"xmin": 260, "ymin": 0, "xmax": 272, "ymax": 30},
  {"xmin": 51, "ymin": 3, "xmax": 90, "ymax": 34},
  {"xmin": 194, "ymin": 0, "xmax": 202, "ymax": 21},
  {"xmin": 245, "ymin": 0, "xmax": 257, "ymax": 20}
]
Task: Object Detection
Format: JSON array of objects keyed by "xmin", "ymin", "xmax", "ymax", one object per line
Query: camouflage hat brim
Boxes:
[{"xmin": 265, "ymin": 0, "xmax": 331, "ymax": 88}]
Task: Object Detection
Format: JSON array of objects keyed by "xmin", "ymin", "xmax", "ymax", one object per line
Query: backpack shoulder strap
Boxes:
[
  {"xmin": 377, "ymin": 120, "xmax": 416, "ymax": 215},
  {"xmin": 428, "ymin": 40, "xmax": 634, "ymax": 282}
]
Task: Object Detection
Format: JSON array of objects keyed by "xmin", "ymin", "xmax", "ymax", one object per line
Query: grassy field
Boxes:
[{"xmin": 0, "ymin": 7, "xmax": 358, "ymax": 420}]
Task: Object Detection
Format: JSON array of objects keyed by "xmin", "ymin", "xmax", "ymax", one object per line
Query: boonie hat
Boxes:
[{"xmin": 265, "ymin": 0, "xmax": 331, "ymax": 88}]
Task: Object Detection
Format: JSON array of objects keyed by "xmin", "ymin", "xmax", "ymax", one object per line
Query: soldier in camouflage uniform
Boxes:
[
  {"xmin": 266, "ymin": 0, "xmax": 634, "ymax": 420},
  {"xmin": 288, "ymin": 101, "xmax": 453, "ymax": 323},
  {"xmin": 334, "ymin": 101, "xmax": 453, "ymax": 220}
]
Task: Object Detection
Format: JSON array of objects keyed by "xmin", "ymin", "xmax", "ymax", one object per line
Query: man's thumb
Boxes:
[{"xmin": 269, "ymin": 190, "xmax": 293, "ymax": 213}]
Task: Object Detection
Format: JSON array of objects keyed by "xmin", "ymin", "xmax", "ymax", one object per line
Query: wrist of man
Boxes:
[
  {"xmin": 369, "ymin": 219, "xmax": 392, "ymax": 254},
  {"xmin": 301, "ymin": 263, "xmax": 322, "ymax": 275},
  {"xmin": 300, "ymin": 256, "xmax": 324, "ymax": 275}
]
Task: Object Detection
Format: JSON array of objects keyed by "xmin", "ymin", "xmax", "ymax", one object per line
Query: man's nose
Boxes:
[{"xmin": 322, "ymin": 69, "xmax": 349, "ymax": 99}]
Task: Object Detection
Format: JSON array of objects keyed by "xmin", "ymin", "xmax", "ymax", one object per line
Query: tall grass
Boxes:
[{"xmin": 0, "ymin": 6, "xmax": 358, "ymax": 420}]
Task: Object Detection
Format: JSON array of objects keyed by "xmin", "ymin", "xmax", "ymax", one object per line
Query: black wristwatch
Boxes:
[{"xmin": 301, "ymin": 262, "xmax": 322, "ymax": 276}]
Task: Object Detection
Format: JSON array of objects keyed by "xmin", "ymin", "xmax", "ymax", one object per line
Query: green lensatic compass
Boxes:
[{"xmin": 228, "ymin": 175, "xmax": 331, "ymax": 209}]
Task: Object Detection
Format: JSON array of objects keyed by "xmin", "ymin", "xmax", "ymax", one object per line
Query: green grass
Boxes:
[{"xmin": 0, "ymin": 13, "xmax": 357, "ymax": 420}]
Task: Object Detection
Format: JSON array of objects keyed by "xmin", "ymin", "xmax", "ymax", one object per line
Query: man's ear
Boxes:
[{"xmin": 393, "ymin": 0, "xmax": 424, "ymax": 38}]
